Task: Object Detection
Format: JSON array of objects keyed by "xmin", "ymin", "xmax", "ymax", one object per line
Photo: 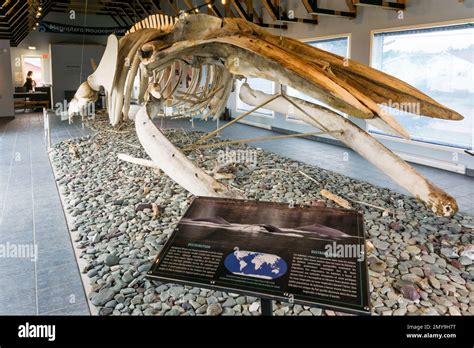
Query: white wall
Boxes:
[
  {"xmin": 10, "ymin": 12, "xmax": 112, "ymax": 87},
  {"xmin": 50, "ymin": 43, "xmax": 105, "ymax": 105},
  {"xmin": 0, "ymin": 40, "xmax": 14, "ymax": 118}
]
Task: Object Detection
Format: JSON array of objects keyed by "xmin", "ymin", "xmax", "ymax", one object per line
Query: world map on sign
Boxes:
[{"xmin": 224, "ymin": 250, "xmax": 288, "ymax": 280}]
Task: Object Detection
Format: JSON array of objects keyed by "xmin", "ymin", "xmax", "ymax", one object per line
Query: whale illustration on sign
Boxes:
[{"xmin": 224, "ymin": 250, "xmax": 288, "ymax": 280}]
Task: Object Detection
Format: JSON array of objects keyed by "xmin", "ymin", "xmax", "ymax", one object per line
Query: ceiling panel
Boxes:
[{"xmin": 0, "ymin": 1, "xmax": 408, "ymax": 46}]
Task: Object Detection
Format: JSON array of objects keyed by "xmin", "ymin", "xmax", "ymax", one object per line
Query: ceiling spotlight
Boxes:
[
  {"xmin": 195, "ymin": 8, "xmax": 199, "ymax": 13},
  {"xmin": 207, "ymin": 4, "xmax": 212, "ymax": 8},
  {"xmin": 221, "ymin": 0, "xmax": 226, "ymax": 4},
  {"xmin": 38, "ymin": 7, "xmax": 42, "ymax": 11},
  {"xmin": 28, "ymin": 46, "xmax": 37, "ymax": 50}
]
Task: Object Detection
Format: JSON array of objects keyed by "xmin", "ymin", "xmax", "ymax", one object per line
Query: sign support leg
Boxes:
[{"xmin": 261, "ymin": 298, "xmax": 273, "ymax": 316}]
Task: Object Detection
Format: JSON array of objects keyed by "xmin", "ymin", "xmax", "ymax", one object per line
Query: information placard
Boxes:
[{"xmin": 148, "ymin": 197, "xmax": 370, "ymax": 314}]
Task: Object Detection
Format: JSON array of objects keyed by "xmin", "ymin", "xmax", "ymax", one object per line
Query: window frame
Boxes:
[
  {"xmin": 368, "ymin": 19, "xmax": 474, "ymax": 152},
  {"xmin": 286, "ymin": 33, "xmax": 352, "ymax": 125}
]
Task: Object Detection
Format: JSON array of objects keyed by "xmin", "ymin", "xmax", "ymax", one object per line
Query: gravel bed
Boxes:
[{"xmin": 50, "ymin": 119, "xmax": 474, "ymax": 316}]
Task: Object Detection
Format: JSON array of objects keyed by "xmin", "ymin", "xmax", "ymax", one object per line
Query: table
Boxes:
[
  {"xmin": 14, "ymin": 91, "xmax": 48, "ymax": 98},
  {"xmin": 14, "ymin": 91, "xmax": 50, "ymax": 110}
]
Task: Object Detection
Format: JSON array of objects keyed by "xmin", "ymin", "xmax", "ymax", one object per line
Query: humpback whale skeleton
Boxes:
[{"xmin": 69, "ymin": 13, "xmax": 464, "ymax": 217}]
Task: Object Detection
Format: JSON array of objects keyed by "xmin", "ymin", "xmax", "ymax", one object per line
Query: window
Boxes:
[
  {"xmin": 310, "ymin": 36, "xmax": 350, "ymax": 58},
  {"xmin": 22, "ymin": 56, "xmax": 43, "ymax": 85},
  {"xmin": 370, "ymin": 23, "xmax": 474, "ymax": 150},
  {"xmin": 236, "ymin": 78, "xmax": 275, "ymax": 117},
  {"xmin": 286, "ymin": 36, "xmax": 350, "ymax": 123}
]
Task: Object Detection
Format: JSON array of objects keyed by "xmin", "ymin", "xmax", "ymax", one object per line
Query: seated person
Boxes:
[{"xmin": 23, "ymin": 71, "xmax": 37, "ymax": 92}]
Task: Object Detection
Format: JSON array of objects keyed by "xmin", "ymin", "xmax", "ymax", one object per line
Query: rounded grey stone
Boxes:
[
  {"xmin": 105, "ymin": 254, "xmax": 120, "ymax": 266},
  {"xmin": 206, "ymin": 303, "xmax": 223, "ymax": 316},
  {"xmin": 222, "ymin": 297, "xmax": 237, "ymax": 308},
  {"xmin": 91, "ymin": 288, "xmax": 116, "ymax": 306}
]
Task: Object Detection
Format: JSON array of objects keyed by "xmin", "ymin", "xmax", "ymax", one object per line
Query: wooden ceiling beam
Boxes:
[
  {"xmin": 345, "ymin": 0, "xmax": 357, "ymax": 12},
  {"xmin": 223, "ymin": 0, "xmax": 233, "ymax": 17},
  {"xmin": 261, "ymin": 0, "xmax": 278, "ymax": 20},
  {"xmin": 352, "ymin": 0, "xmax": 406, "ymax": 10},
  {"xmin": 305, "ymin": 0, "xmax": 355, "ymax": 19},
  {"xmin": 0, "ymin": 0, "xmax": 18, "ymax": 17},
  {"xmin": 1, "ymin": 0, "xmax": 411, "ymax": 46},
  {"xmin": 262, "ymin": 0, "xmax": 318, "ymax": 25},
  {"xmin": 208, "ymin": 3, "xmax": 223, "ymax": 18},
  {"xmin": 166, "ymin": 0, "xmax": 180, "ymax": 15}
]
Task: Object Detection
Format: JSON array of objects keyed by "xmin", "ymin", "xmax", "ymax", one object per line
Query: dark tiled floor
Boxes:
[
  {"xmin": 0, "ymin": 112, "xmax": 472, "ymax": 316},
  {"xmin": 0, "ymin": 112, "xmax": 90, "ymax": 315}
]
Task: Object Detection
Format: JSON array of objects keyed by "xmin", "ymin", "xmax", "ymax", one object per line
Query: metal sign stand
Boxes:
[{"xmin": 261, "ymin": 298, "xmax": 273, "ymax": 316}]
